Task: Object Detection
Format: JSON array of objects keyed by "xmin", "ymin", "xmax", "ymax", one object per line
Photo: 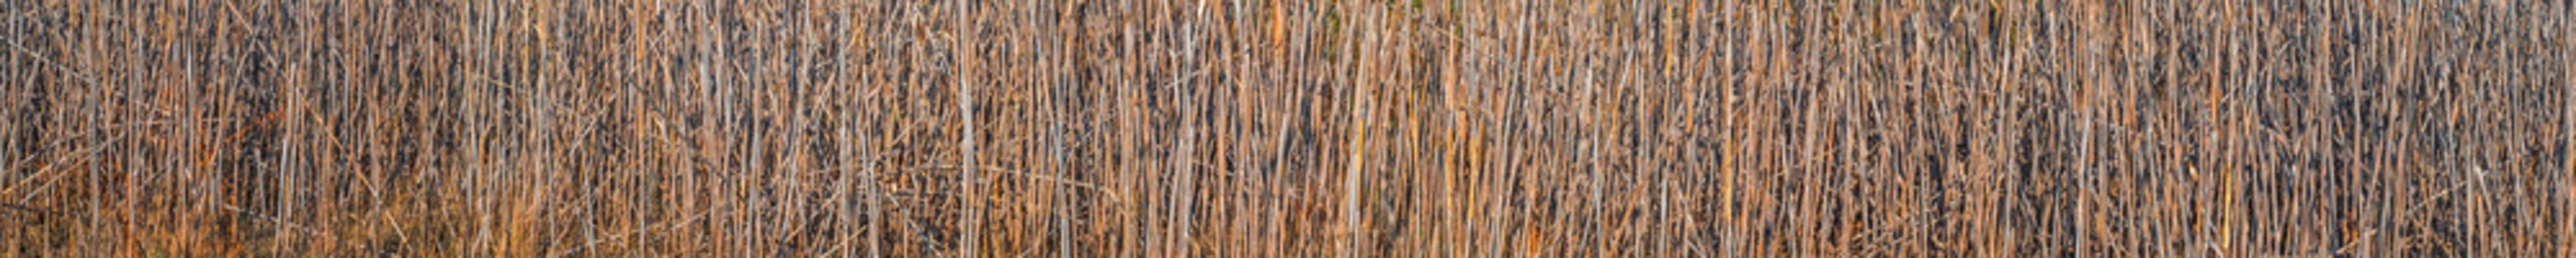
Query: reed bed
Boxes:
[{"xmin": 4, "ymin": 0, "xmax": 2572, "ymax": 256}]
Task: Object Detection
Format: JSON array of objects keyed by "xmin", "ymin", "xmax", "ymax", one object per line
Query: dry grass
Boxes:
[{"xmin": 4, "ymin": 0, "xmax": 2572, "ymax": 256}]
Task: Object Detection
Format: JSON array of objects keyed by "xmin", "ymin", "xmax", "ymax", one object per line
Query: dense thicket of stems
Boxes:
[{"xmin": 3, "ymin": 0, "xmax": 2571, "ymax": 256}]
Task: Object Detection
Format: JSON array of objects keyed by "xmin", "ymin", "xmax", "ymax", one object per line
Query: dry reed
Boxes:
[{"xmin": 3, "ymin": 0, "xmax": 2572, "ymax": 257}]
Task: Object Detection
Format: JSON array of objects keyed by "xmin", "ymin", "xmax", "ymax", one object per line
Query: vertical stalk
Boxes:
[
  {"xmin": 954, "ymin": 0, "xmax": 981, "ymax": 255},
  {"xmin": 1342, "ymin": 74, "xmax": 1371, "ymax": 258}
]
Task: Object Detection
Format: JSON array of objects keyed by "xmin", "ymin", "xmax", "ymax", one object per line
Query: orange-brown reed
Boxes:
[{"xmin": 3, "ymin": 0, "xmax": 2572, "ymax": 256}]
